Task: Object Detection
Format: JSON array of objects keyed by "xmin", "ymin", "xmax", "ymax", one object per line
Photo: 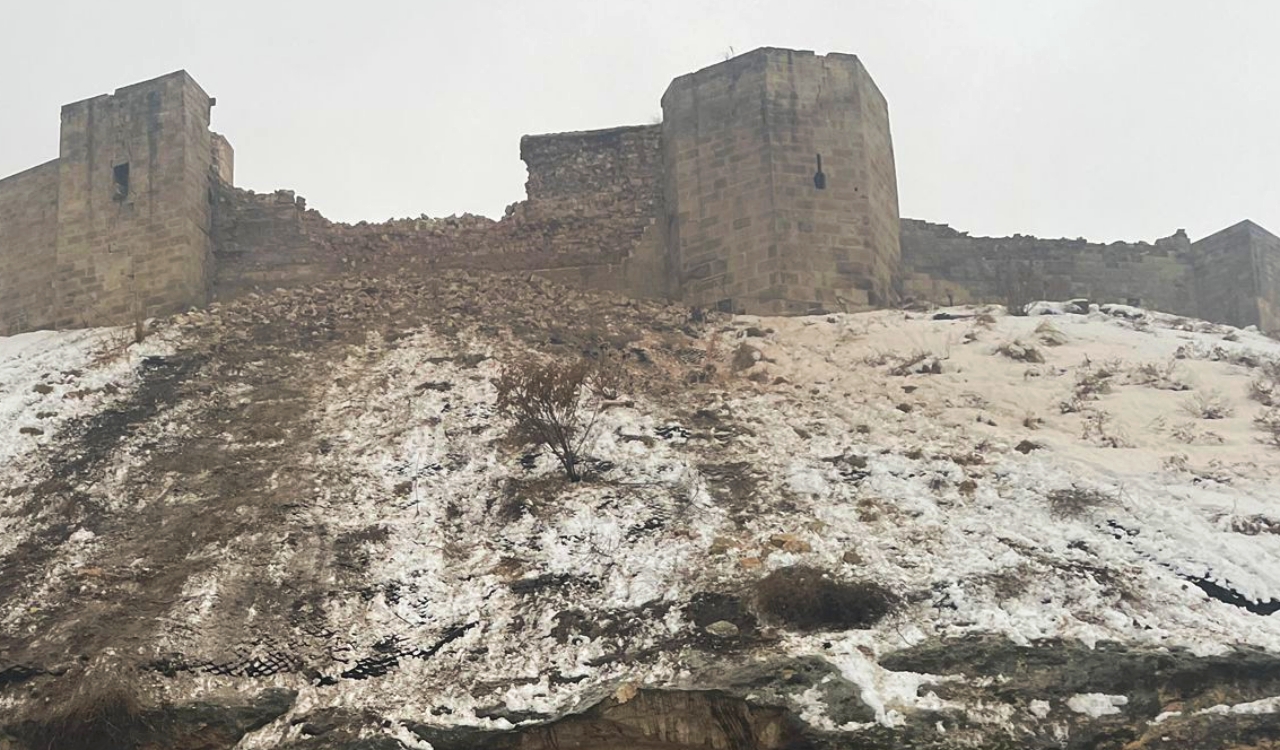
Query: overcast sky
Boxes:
[{"xmin": 3, "ymin": 1, "xmax": 1277, "ymax": 242}]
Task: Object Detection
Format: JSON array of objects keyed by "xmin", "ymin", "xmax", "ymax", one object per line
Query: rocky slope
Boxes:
[{"xmin": 1, "ymin": 273, "xmax": 1278, "ymax": 749}]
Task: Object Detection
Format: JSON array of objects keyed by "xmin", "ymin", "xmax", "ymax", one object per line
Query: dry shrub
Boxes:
[
  {"xmin": 1130, "ymin": 361, "xmax": 1191, "ymax": 391},
  {"xmin": 753, "ymin": 565, "xmax": 897, "ymax": 631},
  {"xmin": 995, "ymin": 340, "xmax": 1044, "ymax": 363},
  {"xmin": 996, "ymin": 263, "xmax": 1042, "ymax": 317},
  {"xmin": 1181, "ymin": 390, "xmax": 1235, "ymax": 420},
  {"xmin": 90, "ymin": 325, "xmax": 137, "ymax": 366},
  {"xmin": 1169, "ymin": 421, "xmax": 1226, "ymax": 445},
  {"xmin": 493, "ymin": 357, "xmax": 620, "ymax": 481},
  {"xmin": 1047, "ymin": 485, "xmax": 1113, "ymax": 519},
  {"xmin": 1080, "ymin": 409, "xmax": 1131, "ymax": 448},
  {"xmin": 22, "ymin": 657, "xmax": 145, "ymax": 750},
  {"xmin": 1249, "ymin": 361, "xmax": 1280, "ymax": 406},
  {"xmin": 1256, "ymin": 408, "xmax": 1280, "ymax": 448},
  {"xmin": 1061, "ymin": 358, "xmax": 1121, "ymax": 412}
]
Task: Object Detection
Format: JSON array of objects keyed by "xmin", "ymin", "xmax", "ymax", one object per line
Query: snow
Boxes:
[
  {"xmin": 2, "ymin": 302, "xmax": 1279, "ymax": 746},
  {"xmin": 1067, "ymin": 692, "xmax": 1129, "ymax": 717},
  {"xmin": 1196, "ymin": 695, "xmax": 1280, "ymax": 716}
]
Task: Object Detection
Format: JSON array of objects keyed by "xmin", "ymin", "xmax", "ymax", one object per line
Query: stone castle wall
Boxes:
[
  {"xmin": 210, "ymin": 125, "xmax": 668, "ymax": 301},
  {"xmin": 0, "ymin": 161, "xmax": 60, "ymax": 334},
  {"xmin": 0, "ymin": 71, "xmax": 224, "ymax": 336},
  {"xmin": 900, "ymin": 219, "xmax": 1199, "ymax": 315},
  {"xmin": 660, "ymin": 49, "xmax": 899, "ymax": 315},
  {"xmin": 53, "ymin": 71, "xmax": 218, "ymax": 328},
  {"xmin": 3, "ymin": 52, "xmax": 1279, "ymax": 337},
  {"xmin": 1191, "ymin": 220, "xmax": 1280, "ymax": 332}
]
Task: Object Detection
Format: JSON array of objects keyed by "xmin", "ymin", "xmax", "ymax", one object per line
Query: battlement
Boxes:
[{"xmin": 1, "ymin": 50, "xmax": 1278, "ymax": 335}]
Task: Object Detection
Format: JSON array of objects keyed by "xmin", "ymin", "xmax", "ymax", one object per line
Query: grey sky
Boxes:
[{"xmin": 3, "ymin": 1, "xmax": 1277, "ymax": 242}]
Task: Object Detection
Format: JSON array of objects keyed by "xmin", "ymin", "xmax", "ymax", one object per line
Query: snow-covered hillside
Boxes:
[{"xmin": 1, "ymin": 276, "xmax": 1278, "ymax": 749}]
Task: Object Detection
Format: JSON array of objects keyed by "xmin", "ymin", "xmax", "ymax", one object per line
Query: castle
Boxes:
[{"xmin": 2, "ymin": 48, "xmax": 1278, "ymax": 336}]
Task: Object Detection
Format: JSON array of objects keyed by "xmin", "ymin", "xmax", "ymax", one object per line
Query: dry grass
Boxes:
[
  {"xmin": 20, "ymin": 657, "xmax": 146, "ymax": 750},
  {"xmin": 1249, "ymin": 361, "xmax": 1280, "ymax": 406},
  {"xmin": 1256, "ymin": 408, "xmax": 1280, "ymax": 448},
  {"xmin": 753, "ymin": 565, "xmax": 898, "ymax": 631},
  {"xmin": 1130, "ymin": 360, "xmax": 1192, "ymax": 391},
  {"xmin": 1181, "ymin": 390, "xmax": 1235, "ymax": 420},
  {"xmin": 1047, "ymin": 485, "xmax": 1114, "ymax": 519}
]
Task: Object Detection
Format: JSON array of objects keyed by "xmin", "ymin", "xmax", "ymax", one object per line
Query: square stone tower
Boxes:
[
  {"xmin": 661, "ymin": 48, "xmax": 900, "ymax": 314},
  {"xmin": 53, "ymin": 71, "xmax": 223, "ymax": 327}
]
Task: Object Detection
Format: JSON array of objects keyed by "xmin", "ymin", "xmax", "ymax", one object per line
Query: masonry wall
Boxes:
[
  {"xmin": 0, "ymin": 161, "xmax": 61, "ymax": 334},
  {"xmin": 53, "ymin": 71, "xmax": 216, "ymax": 328},
  {"xmin": 211, "ymin": 125, "xmax": 668, "ymax": 301},
  {"xmin": 900, "ymin": 219, "xmax": 1198, "ymax": 315},
  {"xmin": 211, "ymin": 132, "xmax": 234, "ymax": 186},
  {"xmin": 1190, "ymin": 220, "xmax": 1280, "ymax": 333},
  {"xmin": 1255, "ymin": 228, "xmax": 1280, "ymax": 334},
  {"xmin": 661, "ymin": 48, "xmax": 899, "ymax": 315}
]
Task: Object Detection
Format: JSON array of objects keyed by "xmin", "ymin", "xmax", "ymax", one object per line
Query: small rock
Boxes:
[
  {"xmin": 1015, "ymin": 440, "xmax": 1042, "ymax": 454},
  {"xmin": 614, "ymin": 682, "xmax": 639, "ymax": 704},
  {"xmin": 32, "ymin": 384, "xmax": 53, "ymax": 395},
  {"xmin": 896, "ymin": 403, "xmax": 914, "ymax": 413},
  {"xmin": 708, "ymin": 536, "xmax": 737, "ymax": 555},
  {"xmin": 842, "ymin": 549, "xmax": 863, "ymax": 565},
  {"xmin": 770, "ymin": 533, "xmax": 812, "ymax": 554},
  {"xmin": 740, "ymin": 556, "xmax": 762, "ymax": 569},
  {"xmin": 19, "ymin": 427, "xmax": 43, "ymax": 436},
  {"xmin": 705, "ymin": 620, "xmax": 740, "ymax": 638}
]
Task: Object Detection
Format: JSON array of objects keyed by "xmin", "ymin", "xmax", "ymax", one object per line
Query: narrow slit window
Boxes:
[
  {"xmin": 113, "ymin": 163, "xmax": 130, "ymax": 201},
  {"xmin": 813, "ymin": 153, "xmax": 827, "ymax": 190}
]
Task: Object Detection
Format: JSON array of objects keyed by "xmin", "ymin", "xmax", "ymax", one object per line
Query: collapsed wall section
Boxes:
[
  {"xmin": 0, "ymin": 161, "xmax": 61, "ymax": 334},
  {"xmin": 211, "ymin": 125, "xmax": 668, "ymax": 300},
  {"xmin": 899, "ymin": 219, "xmax": 1198, "ymax": 315}
]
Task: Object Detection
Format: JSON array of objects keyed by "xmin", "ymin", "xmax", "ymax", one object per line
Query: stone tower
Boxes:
[
  {"xmin": 660, "ymin": 48, "xmax": 899, "ymax": 315},
  {"xmin": 52, "ymin": 71, "xmax": 227, "ymax": 327}
]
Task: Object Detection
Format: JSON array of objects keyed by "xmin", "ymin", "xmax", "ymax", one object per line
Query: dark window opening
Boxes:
[
  {"xmin": 715, "ymin": 298, "xmax": 735, "ymax": 313},
  {"xmin": 112, "ymin": 163, "xmax": 130, "ymax": 201},
  {"xmin": 813, "ymin": 153, "xmax": 827, "ymax": 190},
  {"xmin": 1127, "ymin": 297, "xmax": 1141, "ymax": 307}
]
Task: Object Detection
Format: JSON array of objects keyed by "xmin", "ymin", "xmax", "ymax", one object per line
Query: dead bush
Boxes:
[
  {"xmin": 753, "ymin": 565, "xmax": 898, "ymax": 631},
  {"xmin": 996, "ymin": 262, "xmax": 1042, "ymax": 317},
  {"xmin": 995, "ymin": 340, "xmax": 1045, "ymax": 363},
  {"xmin": 1249, "ymin": 361, "xmax": 1280, "ymax": 406},
  {"xmin": 1080, "ymin": 409, "xmax": 1131, "ymax": 448},
  {"xmin": 21, "ymin": 657, "xmax": 145, "ymax": 750},
  {"xmin": 1047, "ymin": 485, "xmax": 1114, "ymax": 519},
  {"xmin": 1130, "ymin": 361, "xmax": 1191, "ymax": 391},
  {"xmin": 1181, "ymin": 390, "xmax": 1235, "ymax": 420},
  {"xmin": 1061, "ymin": 358, "xmax": 1121, "ymax": 412},
  {"xmin": 493, "ymin": 357, "xmax": 620, "ymax": 481},
  {"xmin": 1168, "ymin": 421, "xmax": 1226, "ymax": 445},
  {"xmin": 1256, "ymin": 408, "xmax": 1280, "ymax": 448}
]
